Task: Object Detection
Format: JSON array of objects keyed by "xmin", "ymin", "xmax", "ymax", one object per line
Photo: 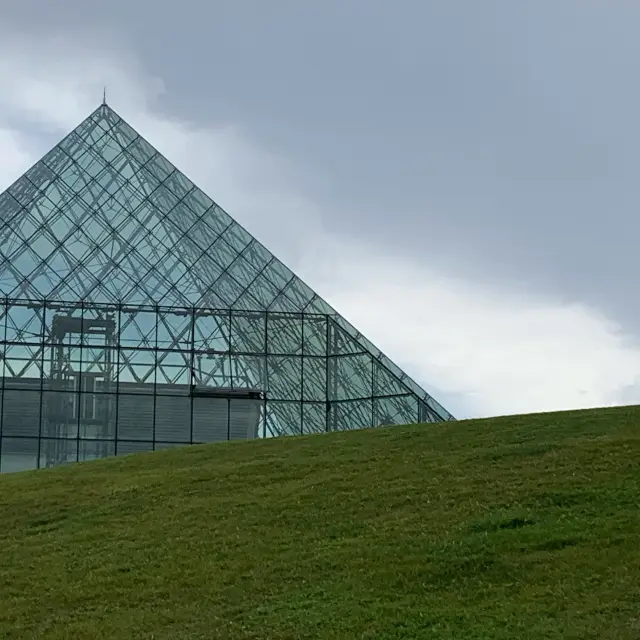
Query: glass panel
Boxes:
[
  {"xmin": 267, "ymin": 313, "xmax": 303, "ymax": 355},
  {"xmin": 373, "ymin": 361, "xmax": 411, "ymax": 397},
  {"xmin": 183, "ymin": 189, "xmax": 213, "ymax": 217},
  {"xmin": 0, "ymin": 192, "xmax": 23, "ymax": 227},
  {"xmin": 221, "ymin": 222, "xmax": 253, "ymax": 254},
  {"xmin": 374, "ymin": 395, "xmax": 418, "ymax": 426},
  {"xmin": 304, "ymin": 296, "xmax": 334, "ymax": 316},
  {"xmin": 145, "ymin": 153, "xmax": 175, "ymax": 183},
  {"xmin": 118, "ymin": 349, "xmax": 156, "ymax": 391},
  {"xmin": 154, "ymin": 395, "xmax": 191, "ymax": 442},
  {"xmin": 328, "ymin": 323, "xmax": 363, "ymax": 356},
  {"xmin": 149, "ymin": 183, "xmax": 181, "ymax": 216},
  {"xmin": 94, "ymin": 130, "xmax": 126, "ymax": 164},
  {"xmin": 155, "ymin": 351, "xmax": 190, "ymax": 388},
  {"xmin": 232, "ymin": 312, "xmax": 266, "ymax": 353},
  {"xmin": 263, "ymin": 259, "xmax": 293, "ymax": 289},
  {"xmin": 329, "ymin": 354, "xmax": 372, "ymax": 401},
  {"xmin": 194, "ymin": 312, "xmax": 230, "ymax": 354},
  {"xmin": 241, "ymin": 241, "xmax": 272, "ymax": 272},
  {"xmin": 41, "ymin": 390, "xmax": 78, "ymax": 438},
  {"xmin": 1, "ymin": 437, "xmax": 39, "ymax": 472},
  {"xmin": 303, "ymin": 315, "xmax": 327, "ymax": 356},
  {"xmin": 111, "ymin": 119, "xmax": 139, "ymax": 149},
  {"xmin": 279, "ymin": 278, "xmax": 315, "ymax": 310},
  {"xmin": 224, "ymin": 255, "xmax": 260, "ymax": 290},
  {"xmin": 79, "ymin": 392, "xmax": 116, "ymax": 439},
  {"xmin": 234, "ymin": 273, "xmax": 282, "ymax": 310},
  {"xmin": 267, "ymin": 401, "xmax": 301, "ymax": 436},
  {"xmin": 40, "ymin": 438, "xmax": 78, "ymax": 468},
  {"xmin": 164, "ymin": 170, "xmax": 194, "ymax": 200},
  {"xmin": 201, "ymin": 204, "xmax": 233, "ymax": 236},
  {"xmin": 123, "ymin": 136, "xmax": 156, "ymax": 167},
  {"xmin": 268, "ymin": 291, "xmax": 301, "ymax": 313},
  {"xmin": 197, "ymin": 353, "xmax": 232, "ymax": 387},
  {"xmin": 236, "ymin": 355, "xmax": 267, "ymax": 391},
  {"xmin": 267, "ymin": 356, "xmax": 302, "ymax": 401},
  {"xmin": 2, "ymin": 389, "xmax": 41, "ymax": 437},
  {"xmin": 302, "ymin": 402, "xmax": 326, "ymax": 434},
  {"xmin": 302, "ymin": 357, "xmax": 326, "ymax": 401},
  {"xmin": 116, "ymin": 394, "xmax": 154, "ymax": 440},
  {"xmin": 331, "ymin": 399, "xmax": 373, "ymax": 432},
  {"xmin": 192, "ymin": 396, "xmax": 229, "ymax": 443},
  {"xmin": 80, "ymin": 439, "xmax": 116, "ymax": 462}
]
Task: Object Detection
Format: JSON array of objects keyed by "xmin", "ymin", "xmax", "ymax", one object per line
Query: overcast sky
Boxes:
[{"xmin": 1, "ymin": 0, "xmax": 640, "ymax": 419}]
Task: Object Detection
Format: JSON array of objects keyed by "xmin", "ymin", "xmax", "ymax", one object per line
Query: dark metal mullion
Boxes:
[
  {"xmin": 189, "ymin": 308, "xmax": 195, "ymax": 444},
  {"xmin": 372, "ymin": 355, "xmax": 377, "ymax": 428},
  {"xmin": 114, "ymin": 306, "xmax": 122, "ymax": 456},
  {"xmin": 0, "ymin": 301, "xmax": 7, "ymax": 470},
  {"xmin": 262, "ymin": 312, "xmax": 272, "ymax": 436},
  {"xmin": 112, "ymin": 306, "xmax": 121, "ymax": 458},
  {"xmin": 38, "ymin": 305, "xmax": 47, "ymax": 467},
  {"xmin": 151, "ymin": 308, "xmax": 159, "ymax": 450},
  {"xmin": 76, "ymin": 302, "xmax": 85, "ymax": 463},
  {"xmin": 0, "ymin": 335, "xmax": 320, "ymax": 359},
  {"xmin": 300, "ymin": 313, "xmax": 305, "ymax": 435},
  {"xmin": 324, "ymin": 314, "xmax": 330, "ymax": 433},
  {"xmin": 332, "ymin": 390, "xmax": 415, "ymax": 404}
]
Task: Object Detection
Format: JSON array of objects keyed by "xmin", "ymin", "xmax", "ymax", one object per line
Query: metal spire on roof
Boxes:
[{"xmin": 102, "ymin": 86, "xmax": 107, "ymax": 105}]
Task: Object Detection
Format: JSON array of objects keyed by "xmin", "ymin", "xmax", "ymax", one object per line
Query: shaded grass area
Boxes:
[{"xmin": 0, "ymin": 405, "xmax": 639, "ymax": 639}]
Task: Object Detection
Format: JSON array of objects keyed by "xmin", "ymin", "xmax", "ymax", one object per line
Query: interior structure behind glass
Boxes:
[{"xmin": 0, "ymin": 299, "xmax": 446, "ymax": 472}]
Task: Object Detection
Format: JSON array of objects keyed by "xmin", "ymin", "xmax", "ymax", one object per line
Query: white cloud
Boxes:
[
  {"xmin": 0, "ymin": 129, "xmax": 31, "ymax": 185},
  {"xmin": 2, "ymin": 33, "xmax": 640, "ymax": 419},
  {"xmin": 308, "ymin": 239, "xmax": 640, "ymax": 416}
]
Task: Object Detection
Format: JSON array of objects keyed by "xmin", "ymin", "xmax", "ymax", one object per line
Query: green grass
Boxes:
[{"xmin": 1, "ymin": 406, "xmax": 639, "ymax": 639}]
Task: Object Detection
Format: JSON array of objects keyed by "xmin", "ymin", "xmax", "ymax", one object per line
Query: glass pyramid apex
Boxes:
[{"xmin": 0, "ymin": 103, "xmax": 454, "ymax": 429}]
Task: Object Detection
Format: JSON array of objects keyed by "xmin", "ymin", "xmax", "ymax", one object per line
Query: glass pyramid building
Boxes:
[{"xmin": 0, "ymin": 103, "xmax": 454, "ymax": 473}]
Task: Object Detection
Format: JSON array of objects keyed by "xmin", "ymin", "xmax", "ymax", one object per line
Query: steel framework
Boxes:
[{"xmin": 0, "ymin": 103, "xmax": 454, "ymax": 472}]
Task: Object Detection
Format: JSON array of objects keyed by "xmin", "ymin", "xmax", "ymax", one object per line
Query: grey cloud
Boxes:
[{"xmin": 2, "ymin": 0, "xmax": 640, "ymax": 331}]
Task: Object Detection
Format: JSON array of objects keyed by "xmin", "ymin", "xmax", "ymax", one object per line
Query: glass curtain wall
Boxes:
[{"xmin": 0, "ymin": 299, "xmax": 449, "ymax": 472}]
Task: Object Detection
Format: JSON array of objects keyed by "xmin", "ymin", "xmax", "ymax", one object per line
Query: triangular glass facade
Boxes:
[{"xmin": 0, "ymin": 104, "xmax": 453, "ymax": 472}]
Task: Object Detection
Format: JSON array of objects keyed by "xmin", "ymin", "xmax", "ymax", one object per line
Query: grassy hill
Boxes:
[{"xmin": 0, "ymin": 406, "xmax": 639, "ymax": 639}]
